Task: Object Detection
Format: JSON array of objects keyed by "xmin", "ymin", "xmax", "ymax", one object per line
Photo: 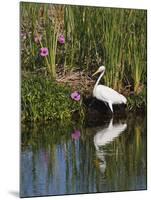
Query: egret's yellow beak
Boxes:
[{"xmin": 92, "ymin": 69, "xmax": 100, "ymax": 77}]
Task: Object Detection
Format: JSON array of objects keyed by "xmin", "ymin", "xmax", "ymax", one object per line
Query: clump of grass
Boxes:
[
  {"xmin": 21, "ymin": 75, "xmax": 85, "ymax": 122},
  {"xmin": 127, "ymin": 88, "xmax": 146, "ymax": 111}
]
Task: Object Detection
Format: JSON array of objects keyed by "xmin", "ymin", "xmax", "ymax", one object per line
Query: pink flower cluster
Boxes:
[{"xmin": 35, "ymin": 35, "xmax": 65, "ymax": 57}]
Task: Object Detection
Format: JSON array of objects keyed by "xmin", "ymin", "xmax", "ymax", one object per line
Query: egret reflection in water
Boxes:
[{"xmin": 94, "ymin": 118, "xmax": 127, "ymax": 174}]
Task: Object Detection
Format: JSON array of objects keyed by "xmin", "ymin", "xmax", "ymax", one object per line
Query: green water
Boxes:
[{"xmin": 20, "ymin": 113, "xmax": 147, "ymax": 197}]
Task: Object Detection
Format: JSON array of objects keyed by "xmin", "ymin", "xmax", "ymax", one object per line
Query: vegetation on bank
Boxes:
[
  {"xmin": 21, "ymin": 3, "xmax": 147, "ymax": 121},
  {"xmin": 21, "ymin": 75, "xmax": 84, "ymax": 121}
]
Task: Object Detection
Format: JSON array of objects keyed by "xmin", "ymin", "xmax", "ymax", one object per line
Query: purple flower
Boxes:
[
  {"xmin": 72, "ymin": 130, "xmax": 81, "ymax": 140},
  {"xmin": 58, "ymin": 35, "xmax": 65, "ymax": 44},
  {"xmin": 71, "ymin": 91, "xmax": 81, "ymax": 101},
  {"xmin": 34, "ymin": 35, "xmax": 42, "ymax": 43},
  {"xmin": 40, "ymin": 47, "xmax": 49, "ymax": 57}
]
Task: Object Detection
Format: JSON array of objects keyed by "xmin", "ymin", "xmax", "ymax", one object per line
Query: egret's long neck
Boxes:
[{"xmin": 94, "ymin": 71, "xmax": 105, "ymax": 89}]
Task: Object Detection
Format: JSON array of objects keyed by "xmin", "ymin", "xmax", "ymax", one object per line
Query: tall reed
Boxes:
[
  {"xmin": 64, "ymin": 6, "xmax": 102, "ymax": 70},
  {"xmin": 21, "ymin": 2, "xmax": 65, "ymax": 78},
  {"xmin": 21, "ymin": 3, "xmax": 147, "ymax": 94},
  {"xmin": 64, "ymin": 6, "xmax": 146, "ymax": 93},
  {"xmin": 125, "ymin": 10, "xmax": 147, "ymax": 94}
]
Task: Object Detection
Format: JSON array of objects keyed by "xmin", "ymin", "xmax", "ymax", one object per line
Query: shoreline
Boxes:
[{"xmin": 21, "ymin": 74, "xmax": 146, "ymax": 122}]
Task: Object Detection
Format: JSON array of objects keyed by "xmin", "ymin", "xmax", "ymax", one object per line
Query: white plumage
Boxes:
[{"xmin": 92, "ymin": 66, "xmax": 127, "ymax": 112}]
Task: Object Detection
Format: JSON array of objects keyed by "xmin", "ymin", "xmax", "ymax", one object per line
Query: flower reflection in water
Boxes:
[{"xmin": 71, "ymin": 130, "xmax": 81, "ymax": 140}]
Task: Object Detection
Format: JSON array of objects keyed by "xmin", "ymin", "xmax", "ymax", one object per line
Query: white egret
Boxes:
[{"xmin": 92, "ymin": 66, "xmax": 127, "ymax": 113}]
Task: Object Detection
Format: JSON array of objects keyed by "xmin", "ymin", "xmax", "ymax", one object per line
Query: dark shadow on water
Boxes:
[
  {"xmin": 9, "ymin": 191, "xmax": 19, "ymax": 197},
  {"xmin": 83, "ymin": 97, "xmax": 128, "ymax": 127}
]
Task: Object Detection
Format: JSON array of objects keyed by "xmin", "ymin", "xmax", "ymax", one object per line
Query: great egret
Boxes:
[{"xmin": 92, "ymin": 66, "xmax": 127, "ymax": 113}]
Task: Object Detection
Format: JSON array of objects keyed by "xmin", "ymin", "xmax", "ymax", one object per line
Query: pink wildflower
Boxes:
[
  {"xmin": 71, "ymin": 91, "xmax": 81, "ymax": 101},
  {"xmin": 58, "ymin": 35, "xmax": 65, "ymax": 44},
  {"xmin": 40, "ymin": 47, "xmax": 49, "ymax": 57}
]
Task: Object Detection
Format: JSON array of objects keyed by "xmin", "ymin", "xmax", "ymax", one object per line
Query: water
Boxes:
[{"xmin": 20, "ymin": 113, "xmax": 147, "ymax": 197}]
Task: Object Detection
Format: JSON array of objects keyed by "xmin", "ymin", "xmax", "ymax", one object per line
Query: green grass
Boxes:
[{"xmin": 21, "ymin": 75, "xmax": 85, "ymax": 122}]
